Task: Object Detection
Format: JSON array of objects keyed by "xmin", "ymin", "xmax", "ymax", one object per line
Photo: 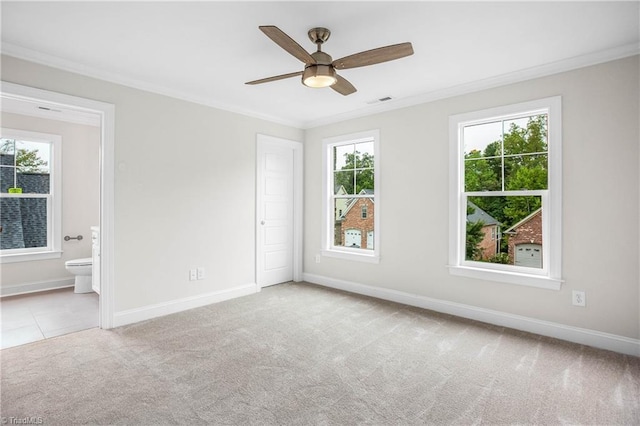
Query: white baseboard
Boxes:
[
  {"xmin": 0, "ymin": 278, "xmax": 74, "ymax": 297},
  {"xmin": 113, "ymin": 283, "xmax": 259, "ymax": 328},
  {"xmin": 303, "ymin": 273, "xmax": 640, "ymax": 357}
]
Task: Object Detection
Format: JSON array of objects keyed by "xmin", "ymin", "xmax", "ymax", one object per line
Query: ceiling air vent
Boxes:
[
  {"xmin": 38, "ymin": 106, "xmax": 62, "ymax": 112},
  {"xmin": 366, "ymin": 96, "xmax": 394, "ymax": 105}
]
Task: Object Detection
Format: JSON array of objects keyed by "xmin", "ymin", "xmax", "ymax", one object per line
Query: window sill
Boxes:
[
  {"xmin": 322, "ymin": 249, "xmax": 380, "ymax": 264},
  {"xmin": 0, "ymin": 250, "xmax": 63, "ymax": 264},
  {"xmin": 448, "ymin": 265, "xmax": 562, "ymax": 290}
]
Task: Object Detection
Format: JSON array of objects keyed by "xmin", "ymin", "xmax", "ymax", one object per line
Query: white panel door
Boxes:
[{"xmin": 257, "ymin": 142, "xmax": 294, "ymax": 287}]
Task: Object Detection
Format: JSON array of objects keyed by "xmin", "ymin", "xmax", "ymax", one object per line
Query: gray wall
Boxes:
[
  {"xmin": 304, "ymin": 56, "xmax": 639, "ymax": 340},
  {"xmin": 2, "ymin": 54, "xmax": 638, "ymax": 342},
  {"xmin": 1, "ymin": 55, "xmax": 304, "ymax": 311}
]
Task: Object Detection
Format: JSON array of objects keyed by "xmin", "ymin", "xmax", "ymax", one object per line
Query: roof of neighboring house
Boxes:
[
  {"xmin": 334, "ymin": 184, "xmax": 347, "ymax": 195},
  {"xmin": 467, "ymin": 201, "xmax": 499, "ymax": 226},
  {"xmin": 340, "ymin": 189, "xmax": 374, "ymax": 219},
  {"xmin": 504, "ymin": 208, "xmax": 542, "ymax": 233}
]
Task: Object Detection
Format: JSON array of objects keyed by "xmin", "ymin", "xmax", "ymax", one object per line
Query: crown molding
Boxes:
[
  {"xmin": 1, "ymin": 42, "xmax": 304, "ymax": 129},
  {"xmin": 3, "ymin": 41, "xmax": 638, "ymax": 131},
  {"xmin": 301, "ymin": 42, "xmax": 640, "ymax": 129}
]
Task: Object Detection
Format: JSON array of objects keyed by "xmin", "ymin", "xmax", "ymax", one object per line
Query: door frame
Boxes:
[
  {"xmin": 1, "ymin": 81, "xmax": 116, "ymax": 329},
  {"xmin": 256, "ymin": 134, "xmax": 303, "ymax": 288}
]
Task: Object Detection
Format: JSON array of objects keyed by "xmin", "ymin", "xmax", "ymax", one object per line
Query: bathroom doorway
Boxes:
[{"xmin": 0, "ymin": 82, "xmax": 115, "ymax": 342}]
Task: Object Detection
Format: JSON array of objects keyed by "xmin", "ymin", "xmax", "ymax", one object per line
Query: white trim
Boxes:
[
  {"xmin": 321, "ymin": 248, "xmax": 380, "ymax": 264},
  {"xmin": 113, "ymin": 283, "xmax": 258, "ymax": 328},
  {"xmin": 255, "ymin": 134, "xmax": 304, "ymax": 286},
  {"xmin": 322, "ymin": 129, "xmax": 380, "ymax": 263},
  {"xmin": 448, "ymin": 265, "xmax": 562, "ymax": 290},
  {"xmin": 99, "ymin": 100, "xmax": 116, "ymax": 330},
  {"xmin": 1, "ymin": 43, "xmax": 301, "ymax": 129},
  {"xmin": 448, "ymin": 96, "xmax": 562, "ymax": 288},
  {"xmin": 0, "ymin": 277, "xmax": 74, "ymax": 298},
  {"xmin": 4, "ymin": 42, "xmax": 637, "ymax": 130},
  {"xmin": 304, "ymin": 43, "xmax": 640, "ymax": 129},
  {"xmin": 1, "ymin": 81, "xmax": 116, "ymax": 330},
  {"xmin": 302, "ymin": 273, "xmax": 640, "ymax": 357},
  {"xmin": 292, "ymin": 137, "xmax": 303, "ymax": 282},
  {"xmin": 0, "ymin": 250, "xmax": 63, "ymax": 263}
]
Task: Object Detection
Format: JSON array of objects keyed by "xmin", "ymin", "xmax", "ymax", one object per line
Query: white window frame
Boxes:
[
  {"xmin": 448, "ymin": 97, "xmax": 563, "ymax": 289},
  {"xmin": 322, "ymin": 129, "xmax": 380, "ymax": 263},
  {"xmin": 0, "ymin": 128, "xmax": 62, "ymax": 263}
]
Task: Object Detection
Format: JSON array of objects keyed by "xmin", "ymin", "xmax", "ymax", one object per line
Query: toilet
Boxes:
[{"xmin": 65, "ymin": 258, "xmax": 93, "ymax": 293}]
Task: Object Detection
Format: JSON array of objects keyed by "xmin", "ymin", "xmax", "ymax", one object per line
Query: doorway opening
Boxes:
[{"xmin": 0, "ymin": 82, "xmax": 115, "ymax": 338}]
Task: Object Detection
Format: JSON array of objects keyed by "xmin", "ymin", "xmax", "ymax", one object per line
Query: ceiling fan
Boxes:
[{"xmin": 245, "ymin": 26, "xmax": 414, "ymax": 96}]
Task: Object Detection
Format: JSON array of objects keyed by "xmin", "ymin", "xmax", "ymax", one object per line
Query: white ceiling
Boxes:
[{"xmin": 1, "ymin": 1, "xmax": 638, "ymax": 129}]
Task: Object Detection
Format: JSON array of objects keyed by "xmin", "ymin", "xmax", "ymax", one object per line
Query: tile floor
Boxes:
[{"xmin": 1, "ymin": 287, "xmax": 98, "ymax": 350}]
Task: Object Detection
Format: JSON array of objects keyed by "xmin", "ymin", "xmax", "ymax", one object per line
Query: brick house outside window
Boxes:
[
  {"xmin": 338, "ymin": 189, "xmax": 374, "ymax": 249},
  {"xmin": 504, "ymin": 209, "xmax": 543, "ymax": 268}
]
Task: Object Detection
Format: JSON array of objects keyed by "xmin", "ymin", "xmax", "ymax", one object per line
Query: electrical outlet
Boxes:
[
  {"xmin": 572, "ymin": 290, "xmax": 586, "ymax": 307},
  {"xmin": 315, "ymin": 254, "xmax": 321, "ymax": 263},
  {"xmin": 197, "ymin": 267, "xmax": 205, "ymax": 280},
  {"xmin": 189, "ymin": 269, "xmax": 197, "ymax": 281}
]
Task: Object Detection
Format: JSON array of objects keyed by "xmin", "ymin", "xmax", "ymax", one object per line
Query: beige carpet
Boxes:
[{"xmin": 1, "ymin": 282, "xmax": 638, "ymax": 425}]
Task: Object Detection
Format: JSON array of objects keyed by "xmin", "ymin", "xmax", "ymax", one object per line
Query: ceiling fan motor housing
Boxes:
[
  {"xmin": 311, "ymin": 50, "xmax": 332, "ymax": 65},
  {"xmin": 308, "ymin": 27, "xmax": 331, "ymax": 45},
  {"xmin": 302, "ymin": 64, "xmax": 336, "ymax": 88},
  {"xmin": 303, "ymin": 50, "xmax": 336, "ymax": 88}
]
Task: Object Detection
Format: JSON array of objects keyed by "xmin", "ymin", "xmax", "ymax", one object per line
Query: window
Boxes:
[
  {"xmin": 448, "ymin": 97, "xmax": 562, "ymax": 289},
  {"xmin": 323, "ymin": 130, "xmax": 379, "ymax": 263},
  {"xmin": 0, "ymin": 128, "xmax": 62, "ymax": 263}
]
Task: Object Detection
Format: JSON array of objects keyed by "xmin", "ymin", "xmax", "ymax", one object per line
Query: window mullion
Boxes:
[
  {"xmin": 501, "ymin": 120, "xmax": 505, "ymax": 192},
  {"xmin": 464, "ymin": 190, "xmax": 547, "ymax": 197}
]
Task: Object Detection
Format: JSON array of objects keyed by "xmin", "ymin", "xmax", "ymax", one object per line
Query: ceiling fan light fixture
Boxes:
[
  {"xmin": 302, "ymin": 65, "xmax": 337, "ymax": 88},
  {"xmin": 247, "ymin": 26, "xmax": 413, "ymax": 96}
]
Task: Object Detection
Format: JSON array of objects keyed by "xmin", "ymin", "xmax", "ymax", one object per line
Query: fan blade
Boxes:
[
  {"xmin": 333, "ymin": 42, "xmax": 414, "ymax": 70},
  {"xmin": 259, "ymin": 26, "xmax": 316, "ymax": 65},
  {"xmin": 245, "ymin": 71, "xmax": 303, "ymax": 85},
  {"xmin": 331, "ymin": 74, "xmax": 357, "ymax": 96}
]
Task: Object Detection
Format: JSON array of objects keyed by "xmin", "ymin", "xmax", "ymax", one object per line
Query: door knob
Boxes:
[{"xmin": 260, "ymin": 220, "xmax": 265, "ymax": 225}]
